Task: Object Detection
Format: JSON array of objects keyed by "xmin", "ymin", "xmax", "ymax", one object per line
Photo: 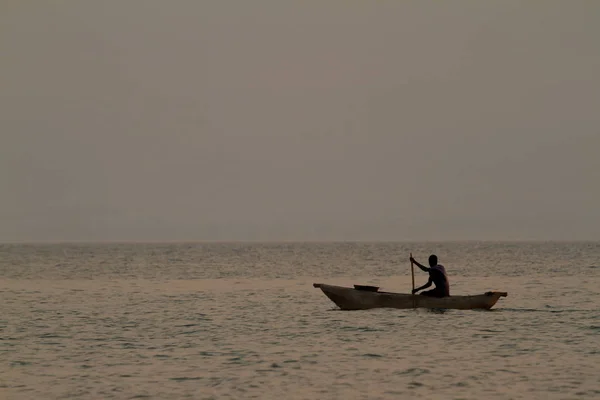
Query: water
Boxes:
[{"xmin": 1, "ymin": 242, "xmax": 599, "ymax": 399}]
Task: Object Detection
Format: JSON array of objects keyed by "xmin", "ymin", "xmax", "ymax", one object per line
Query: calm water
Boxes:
[{"xmin": 1, "ymin": 242, "xmax": 599, "ymax": 399}]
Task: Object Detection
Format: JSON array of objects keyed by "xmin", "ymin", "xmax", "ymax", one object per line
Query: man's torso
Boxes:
[{"xmin": 429, "ymin": 264, "xmax": 450, "ymax": 296}]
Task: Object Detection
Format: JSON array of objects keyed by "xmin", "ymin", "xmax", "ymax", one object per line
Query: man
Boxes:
[{"xmin": 410, "ymin": 254, "xmax": 450, "ymax": 298}]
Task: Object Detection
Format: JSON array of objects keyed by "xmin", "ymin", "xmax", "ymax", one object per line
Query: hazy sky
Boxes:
[{"xmin": 1, "ymin": 1, "xmax": 599, "ymax": 242}]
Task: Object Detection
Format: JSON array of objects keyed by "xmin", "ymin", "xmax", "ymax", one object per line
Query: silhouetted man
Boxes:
[{"xmin": 410, "ymin": 254, "xmax": 450, "ymax": 298}]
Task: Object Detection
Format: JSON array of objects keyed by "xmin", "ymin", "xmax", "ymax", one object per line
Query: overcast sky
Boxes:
[{"xmin": 1, "ymin": 1, "xmax": 599, "ymax": 242}]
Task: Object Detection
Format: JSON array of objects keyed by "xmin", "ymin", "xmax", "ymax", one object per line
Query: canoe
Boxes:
[{"xmin": 313, "ymin": 283, "xmax": 507, "ymax": 310}]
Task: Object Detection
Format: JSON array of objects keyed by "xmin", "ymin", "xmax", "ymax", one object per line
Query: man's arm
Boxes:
[
  {"xmin": 410, "ymin": 256, "xmax": 430, "ymax": 272},
  {"xmin": 412, "ymin": 278, "xmax": 432, "ymax": 294}
]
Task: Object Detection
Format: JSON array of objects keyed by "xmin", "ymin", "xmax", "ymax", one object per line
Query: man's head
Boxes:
[{"xmin": 428, "ymin": 254, "xmax": 438, "ymax": 267}]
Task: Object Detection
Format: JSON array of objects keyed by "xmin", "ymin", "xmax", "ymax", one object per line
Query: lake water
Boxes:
[{"xmin": 1, "ymin": 242, "xmax": 599, "ymax": 399}]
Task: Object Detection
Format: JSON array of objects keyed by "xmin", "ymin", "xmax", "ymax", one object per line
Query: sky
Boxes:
[{"xmin": 1, "ymin": 1, "xmax": 599, "ymax": 242}]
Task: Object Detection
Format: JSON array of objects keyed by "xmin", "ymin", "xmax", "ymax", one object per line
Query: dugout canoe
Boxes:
[{"xmin": 313, "ymin": 283, "xmax": 507, "ymax": 310}]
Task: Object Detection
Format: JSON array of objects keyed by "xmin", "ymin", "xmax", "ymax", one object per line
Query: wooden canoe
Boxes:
[{"xmin": 313, "ymin": 283, "xmax": 507, "ymax": 310}]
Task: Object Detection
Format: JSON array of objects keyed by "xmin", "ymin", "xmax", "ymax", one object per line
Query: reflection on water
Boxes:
[{"xmin": 426, "ymin": 308, "xmax": 449, "ymax": 314}]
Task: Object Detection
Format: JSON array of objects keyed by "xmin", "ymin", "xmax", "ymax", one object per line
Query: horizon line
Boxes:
[{"xmin": 1, "ymin": 238, "xmax": 599, "ymax": 245}]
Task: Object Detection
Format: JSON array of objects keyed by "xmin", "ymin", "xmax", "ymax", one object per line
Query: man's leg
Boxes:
[{"xmin": 420, "ymin": 288, "xmax": 445, "ymax": 298}]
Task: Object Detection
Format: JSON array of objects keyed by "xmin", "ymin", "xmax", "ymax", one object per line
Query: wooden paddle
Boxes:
[
  {"xmin": 410, "ymin": 252, "xmax": 415, "ymax": 293},
  {"xmin": 410, "ymin": 252, "xmax": 416, "ymax": 308}
]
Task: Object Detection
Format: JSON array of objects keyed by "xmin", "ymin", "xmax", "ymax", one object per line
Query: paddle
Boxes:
[
  {"xmin": 410, "ymin": 252, "xmax": 415, "ymax": 293},
  {"xmin": 410, "ymin": 252, "xmax": 416, "ymax": 308}
]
